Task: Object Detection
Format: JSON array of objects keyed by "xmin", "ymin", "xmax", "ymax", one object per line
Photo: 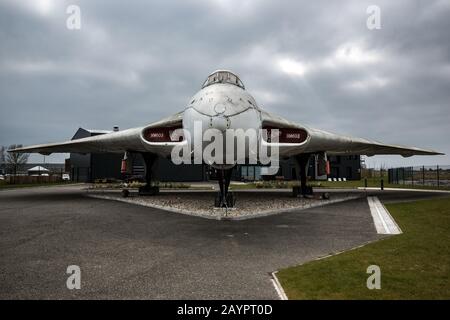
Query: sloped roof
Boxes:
[
  {"xmin": 84, "ymin": 129, "xmax": 112, "ymax": 134},
  {"xmin": 28, "ymin": 166, "xmax": 49, "ymax": 172},
  {"xmin": 71, "ymin": 128, "xmax": 113, "ymax": 140}
]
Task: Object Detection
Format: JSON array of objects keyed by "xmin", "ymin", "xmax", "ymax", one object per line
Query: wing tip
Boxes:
[
  {"xmin": 7, "ymin": 147, "xmax": 52, "ymax": 156},
  {"xmin": 424, "ymin": 150, "xmax": 445, "ymax": 156},
  {"xmin": 402, "ymin": 151, "xmax": 444, "ymax": 157}
]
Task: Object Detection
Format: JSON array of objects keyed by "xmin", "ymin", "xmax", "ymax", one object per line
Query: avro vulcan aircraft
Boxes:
[{"xmin": 10, "ymin": 70, "xmax": 442, "ymax": 207}]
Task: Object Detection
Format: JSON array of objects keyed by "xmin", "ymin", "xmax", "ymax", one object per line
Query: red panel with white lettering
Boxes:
[
  {"xmin": 263, "ymin": 126, "xmax": 308, "ymax": 143},
  {"xmin": 143, "ymin": 126, "xmax": 184, "ymax": 142}
]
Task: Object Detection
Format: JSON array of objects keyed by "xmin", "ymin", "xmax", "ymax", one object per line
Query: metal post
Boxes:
[
  {"xmin": 411, "ymin": 166, "xmax": 414, "ymax": 186},
  {"xmin": 422, "ymin": 165, "xmax": 425, "ymax": 186},
  {"xmin": 437, "ymin": 165, "xmax": 440, "ymax": 188},
  {"xmin": 364, "ymin": 178, "xmax": 367, "ymax": 189},
  {"xmin": 381, "ymin": 179, "xmax": 384, "ymax": 190}
]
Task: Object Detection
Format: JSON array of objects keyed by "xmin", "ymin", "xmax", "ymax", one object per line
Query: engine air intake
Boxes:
[
  {"xmin": 143, "ymin": 126, "xmax": 184, "ymax": 143},
  {"xmin": 263, "ymin": 126, "xmax": 308, "ymax": 144}
]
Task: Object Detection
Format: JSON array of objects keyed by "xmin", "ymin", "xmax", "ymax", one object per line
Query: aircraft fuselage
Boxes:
[{"xmin": 182, "ymin": 82, "xmax": 263, "ymax": 168}]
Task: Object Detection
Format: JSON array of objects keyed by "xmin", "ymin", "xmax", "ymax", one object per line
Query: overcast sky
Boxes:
[{"xmin": 1, "ymin": 0, "xmax": 449, "ymax": 167}]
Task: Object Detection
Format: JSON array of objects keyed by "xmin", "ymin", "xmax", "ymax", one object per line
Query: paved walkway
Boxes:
[{"xmin": 0, "ymin": 185, "xmax": 443, "ymax": 299}]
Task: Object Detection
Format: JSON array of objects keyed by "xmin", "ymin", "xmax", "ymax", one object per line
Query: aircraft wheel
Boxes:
[
  {"xmin": 321, "ymin": 192, "xmax": 330, "ymax": 200},
  {"xmin": 292, "ymin": 186, "xmax": 300, "ymax": 197},
  {"xmin": 214, "ymin": 193, "xmax": 221, "ymax": 207},
  {"xmin": 226, "ymin": 192, "xmax": 235, "ymax": 207}
]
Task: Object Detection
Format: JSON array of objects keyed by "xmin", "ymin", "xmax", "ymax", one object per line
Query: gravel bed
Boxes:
[{"xmin": 86, "ymin": 190, "xmax": 363, "ymax": 220}]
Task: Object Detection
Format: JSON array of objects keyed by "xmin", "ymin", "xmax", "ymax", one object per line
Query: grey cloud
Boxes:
[{"xmin": 0, "ymin": 0, "xmax": 449, "ymax": 166}]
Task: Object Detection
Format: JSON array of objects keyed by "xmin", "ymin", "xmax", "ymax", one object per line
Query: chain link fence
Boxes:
[{"xmin": 388, "ymin": 165, "xmax": 450, "ymax": 188}]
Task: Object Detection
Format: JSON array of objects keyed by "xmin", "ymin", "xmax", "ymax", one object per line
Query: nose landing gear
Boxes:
[
  {"xmin": 214, "ymin": 192, "xmax": 236, "ymax": 208},
  {"xmin": 214, "ymin": 168, "xmax": 235, "ymax": 208}
]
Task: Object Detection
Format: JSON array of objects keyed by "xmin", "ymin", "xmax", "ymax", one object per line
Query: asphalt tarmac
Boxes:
[{"xmin": 0, "ymin": 185, "xmax": 445, "ymax": 299}]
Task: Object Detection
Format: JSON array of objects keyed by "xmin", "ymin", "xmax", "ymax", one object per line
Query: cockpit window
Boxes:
[{"xmin": 202, "ymin": 70, "xmax": 245, "ymax": 89}]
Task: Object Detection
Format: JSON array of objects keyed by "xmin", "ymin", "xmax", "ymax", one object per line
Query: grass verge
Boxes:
[
  {"xmin": 0, "ymin": 181, "xmax": 74, "ymax": 190},
  {"xmin": 276, "ymin": 196, "xmax": 450, "ymax": 299},
  {"xmin": 234, "ymin": 178, "xmax": 450, "ymax": 191}
]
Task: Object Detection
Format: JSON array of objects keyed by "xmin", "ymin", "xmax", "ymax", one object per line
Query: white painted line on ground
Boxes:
[
  {"xmin": 367, "ymin": 196, "xmax": 402, "ymax": 235},
  {"xmin": 358, "ymin": 187, "xmax": 450, "ymax": 193},
  {"xmin": 271, "ymin": 271, "xmax": 288, "ymax": 300},
  {"xmin": 368, "ymin": 196, "xmax": 389, "ymax": 233}
]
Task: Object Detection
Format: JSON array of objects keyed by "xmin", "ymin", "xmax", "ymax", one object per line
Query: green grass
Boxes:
[
  {"xmin": 0, "ymin": 181, "xmax": 74, "ymax": 190},
  {"xmin": 4, "ymin": 178, "xmax": 444, "ymax": 192},
  {"xmin": 310, "ymin": 178, "xmax": 378, "ymax": 188},
  {"xmin": 277, "ymin": 196, "xmax": 450, "ymax": 299},
  {"xmin": 229, "ymin": 182, "xmax": 256, "ymax": 190},
  {"xmin": 229, "ymin": 178, "xmax": 450, "ymax": 191},
  {"xmin": 90, "ymin": 181, "xmax": 197, "ymax": 190},
  {"xmin": 311, "ymin": 177, "xmax": 450, "ymax": 190}
]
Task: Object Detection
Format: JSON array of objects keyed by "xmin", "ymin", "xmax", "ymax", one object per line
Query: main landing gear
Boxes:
[
  {"xmin": 292, "ymin": 154, "xmax": 314, "ymax": 198},
  {"xmin": 138, "ymin": 153, "xmax": 159, "ymax": 195},
  {"xmin": 214, "ymin": 168, "xmax": 235, "ymax": 208},
  {"xmin": 122, "ymin": 153, "xmax": 159, "ymax": 197}
]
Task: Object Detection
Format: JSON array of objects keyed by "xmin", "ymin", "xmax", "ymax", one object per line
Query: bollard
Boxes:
[
  {"xmin": 437, "ymin": 165, "xmax": 440, "ymax": 188},
  {"xmin": 364, "ymin": 178, "xmax": 368, "ymax": 189},
  {"xmin": 381, "ymin": 179, "xmax": 384, "ymax": 190}
]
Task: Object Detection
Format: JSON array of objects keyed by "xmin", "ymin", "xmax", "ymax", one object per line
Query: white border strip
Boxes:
[
  {"xmin": 367, "ymin": 196, "xmax": 402, "ymax": 234},
  {"xmin": 86, "ymin": 193, "xmax": 362, "ymax": 221},
  {"xmin": 271, "ymin": 271, "xmax": 288, "ymax": 300},
  {"xmin": 358, "ymin": 187, "xmax": 450, "ymax": 193}
]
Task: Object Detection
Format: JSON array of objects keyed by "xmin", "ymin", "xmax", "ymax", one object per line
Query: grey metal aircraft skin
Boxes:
[{"xmin": 10, "ymin": 70, "xmax": 443, "ymax": 161}]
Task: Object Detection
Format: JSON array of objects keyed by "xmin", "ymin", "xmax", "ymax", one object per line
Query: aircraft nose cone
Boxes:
[
  {"xmin": 214, "ymin": 103, "xmax": 226, "ymax": 114},
  {"xmin": 210, "ymin": 115, "xmax": 229, "ymax": 131}
]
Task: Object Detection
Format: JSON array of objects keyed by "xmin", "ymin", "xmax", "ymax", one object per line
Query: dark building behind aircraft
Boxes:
[
  {"xmin": 69, "ymin": 128, "xmax": 206, "ymax": 182},
  {"xmin": 69, "ymin": 128, "xmax": 360, "ymax": 182}
]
